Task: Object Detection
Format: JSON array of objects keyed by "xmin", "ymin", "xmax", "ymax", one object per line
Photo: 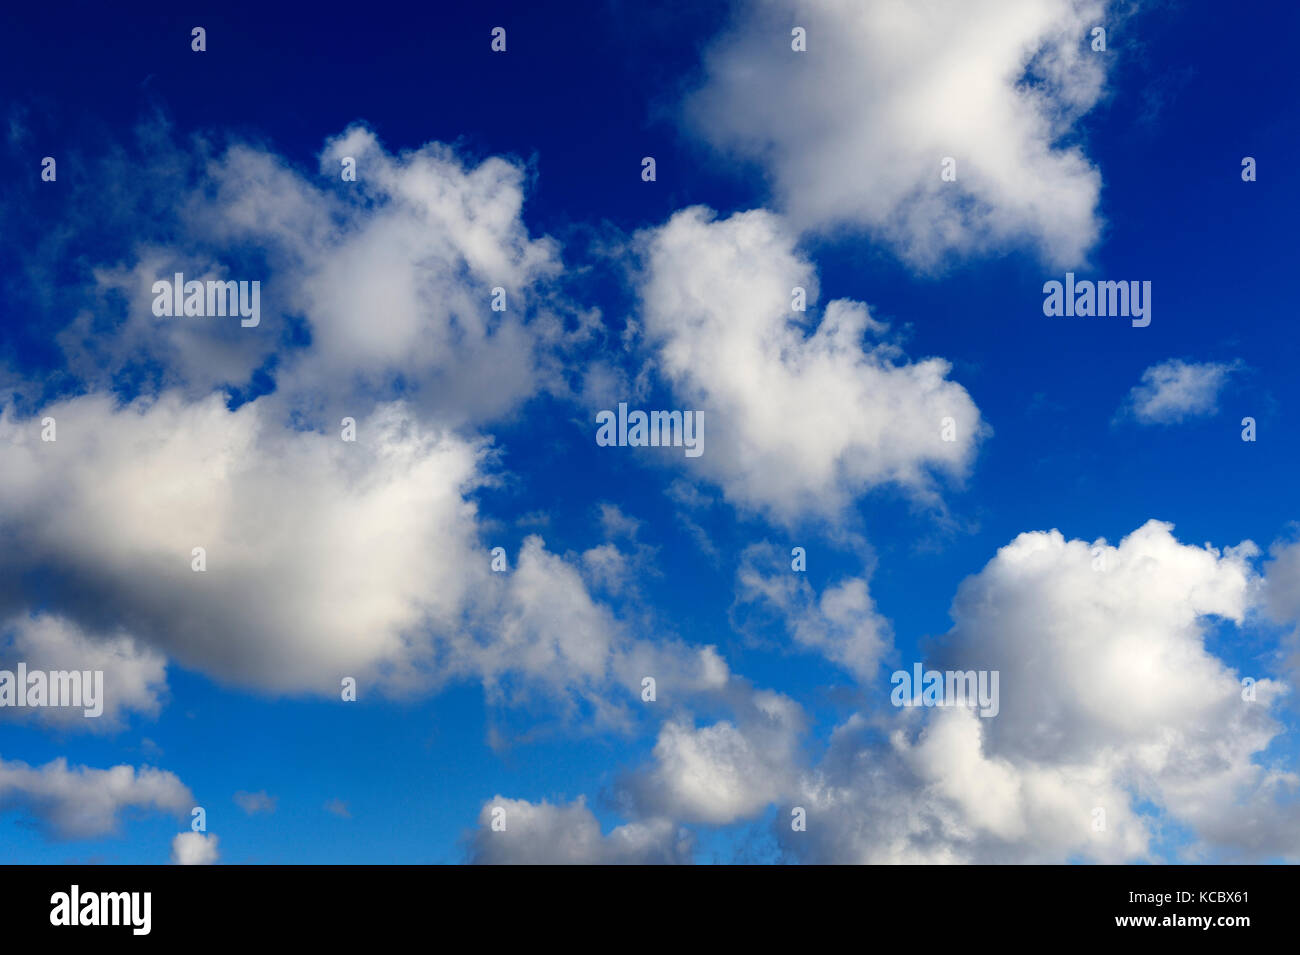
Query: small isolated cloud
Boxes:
[
  {"xmin": 1122, "ymin": 359, "xmax": 1241, "ymax": 424},
  {"xmin": 597, "ymin": 502, "xmax": 641, "ymax": 540},
  {"xmin": 323, "ymin": 798, "xmax": 351, "ymax": 818},
  {"xmin": 233, "ymin": 790, "xmax": 277, "ymax": 815},
  {"xmin": 171, "ymin": 831, "xmax": 219, "ymax": 865}
]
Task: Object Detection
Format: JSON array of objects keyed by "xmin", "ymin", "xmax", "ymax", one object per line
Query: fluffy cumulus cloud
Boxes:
[
  {"xmin": 0, "ymin": 391, "xmax": 731, "ymax": 728},
  {"xmin": 467, "ymin": 796, "xmax": 692, "ymax": 864},
  {"xmin": 623, "ymin": 690, "xmax": 806, "ymax": 825},
  {"xmin": 685, "ymin": 0, "xmax": 1111, "ymax": 269},
  {"xmin": 779, "ymin": 520, "xmax": 1298, "ymax": 863},
  {"xmin": 0, "ymin": 393, "xmax": 486, "ymax": 694},
  {"xmin": 172, "ymin": 831, "xmax": 219, "ymax": 865},
  {"xmin": 0, "ymin": 757, "xmax": 192, "ymax": 839},
  {"xmin": 217, "ymin": 126, "xmax": 567, "ymax": 426},
  {"xmin": 936, "ymin": 520, "xmax": 1263, "ymax": 764},
  {"xmin": 639, "ymin": 207, "xmax": 985, "ymax": 522},
  {"xmin": 509, "ymin": 520, "xmax": 1298, "ymax": 864},
  {"xmin": 1121, "ymin": 358, "xmax": 1241, "ymax": 424},
  {"xmin": 46, "ymin": 122, "xmax": 572, "ymax": 428},
  {"xmin": 783, "ymin": 706, "xmax": 1154, "ymax": 864}
]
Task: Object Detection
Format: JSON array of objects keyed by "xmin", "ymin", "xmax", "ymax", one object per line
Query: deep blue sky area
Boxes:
[{"xmin": 0, "ymin": 1, "xmax": 1297, "ymax": 864}]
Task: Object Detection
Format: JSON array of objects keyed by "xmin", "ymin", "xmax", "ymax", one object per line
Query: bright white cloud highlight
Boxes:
[
  {"xmin": 781, "ymin": 520, "xmax": 1298, "ymax": 863},
  {"xmin": 639, "ymin": 207, "xmax": 985, "ymax": 522},
  {"xmin": 686, "ymin": 0, "xmax": 1112, "ymax": 268},
  {"xmin": 172, "ymin": 831, "xmax": 219, "ymax": 865}
]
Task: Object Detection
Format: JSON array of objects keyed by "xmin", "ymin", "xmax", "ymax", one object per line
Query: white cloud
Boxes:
[
  {"xmin": 581, "ymin": 544, "xmax": 632, "ymax": 594},
  {"xmin": 569, "ymin": 520, "xmax": 1300, "ymax": 864},
  {"xmin": 0, "ymin": 124, "xmax": 754, "ymax": 739},
  {"xmin": 0, "ymin": 613, "xmax": 167, "ymax": 730},
  {"xmin": 781, "ymin": 520, "xmax": 1299, "ymax": 863},
  {"xmin": 1123, "ymin": 358, "xmax": 1240, "ymax": 424},
  {"xmin": 0, "ymin": 757, "xmax": 191, "ymax": 839},
  {"xmin": 939, "ymin": 520, "xmax": 1263, "ymax": 763},
  {"xmin": 56, "ymin": 124, "xmax": 570, "ymax": 428},
  {"xmin": 172, "ymin": 831, "xmax": 219, "ymax": 865},
  {"xmin": 0, "ymin": 392, "xmax": 731, "ymax": 731},
  {"xmin": 735, "ymin": 542, "xmax": 892, "ymax": 680},
  {"xmin": 686, "ymin": 0, "xmax": 1112, "ymax": 268},
  {"xmin": 488, "ymin": 534, "xmax": 732, "ymax": 724},
  {"xmin": 623, "ymin": 691, "xmax": 805, "ymax": 825},
  {"xmin": 467, "ymin": 796, "xmax": 692, "ymax": 864},
  {"xmin": 0, "ymin": 393, "xmax": 487, "ymax": 694},
  {"xmin": 639, "ymin": 207, "xmax": 985, "ymax": 523},
  {"xmin": 782, "ymin": 708, "xmax": 1152, "ymax": 864}
]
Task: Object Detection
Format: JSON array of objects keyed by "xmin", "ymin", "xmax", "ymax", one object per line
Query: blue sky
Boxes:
[{"xmin": 1, "ymin": 0, "xmax": 1299, "ymax": 864}]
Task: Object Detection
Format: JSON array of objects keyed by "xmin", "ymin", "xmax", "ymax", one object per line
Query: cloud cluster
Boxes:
[
  {"xmin": 789, "ymin": 521, "xmax": 1297, "ymax": 862},
  {"xmin": 0, "ymin": 389, "xmax": 731, "ymax": 736},
  {"xmin": 4, "ymin": 68, "xmax": 1294, "ymax": 869},
  {"xmin": 489, "ymin": 521, "xmax": 1300, "ymax": 863}
]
